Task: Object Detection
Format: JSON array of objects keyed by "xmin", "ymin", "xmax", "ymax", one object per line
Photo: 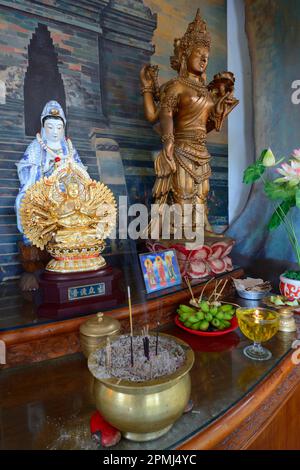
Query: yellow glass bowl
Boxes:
[{"xmin": 236, "ymin": 307, "xmax": 279, "ymax": 361}]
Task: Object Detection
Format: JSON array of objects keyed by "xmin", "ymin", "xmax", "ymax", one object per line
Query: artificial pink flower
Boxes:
[
  {"xmin": 276, "ymin": 160, "xmax": 300, "ymax": 185},
  {"xmin": 292, "ymin": 148, "xmax": 300, "ymax": 160}
]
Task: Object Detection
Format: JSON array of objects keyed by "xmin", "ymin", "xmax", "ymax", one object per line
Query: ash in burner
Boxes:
[{"xmin": 89, "ymin": 335, "xmax": 186, "ymax": 382}]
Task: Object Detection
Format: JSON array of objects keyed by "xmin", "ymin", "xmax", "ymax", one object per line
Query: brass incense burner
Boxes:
[{"xmin": 88, "ymin": 333, "xmax": 194, "ymax": 442}]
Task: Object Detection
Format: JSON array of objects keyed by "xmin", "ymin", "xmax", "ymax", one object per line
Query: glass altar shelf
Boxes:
[
  {"xmin": 0, "ymin": 315, "xmax": 298, "ymax": 450},
  {"xmin": 0, "ymin": 258, "xmax": 242, "ymax": 331}
]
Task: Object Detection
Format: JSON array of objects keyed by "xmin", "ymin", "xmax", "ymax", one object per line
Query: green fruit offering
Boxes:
[
  {"xmin": 190, "ymin": 322, "xmax": 202, "ymax": 330},
  {"xmin": 179, "ymin": 304, "xmax": 197, "ymax": 314},
  {"xmin": 199, "ymin": 320, "xmax": 209, "ymax": 331},
  {"xmin": 200, "ymin": 300, "xmax": 210, "ymax": 313},
  {"xmin": 210, "ymin": 307, "xmax": 218, "ymax": 315},
  {"xmin": 188, "ymin": 315, "xmax": 199, "ymax": 324},
  {"xmin": 212, "ymin": 318, "xmax": 221, "ymax": 328},
  {"xmin": 195, "ymin": 311, "xmax": 204, "ymax": 320},
  {"xmin": 216, "ymin": 312, "xmax": 224, "ymax": 320},
  {"xmin": 220, "ymin": 304, "xmax": 234, "ymax": 312},
  {"xmin": 223, "ymin": 312, "xmax": 233, "ymax": 320},
  {"xmin": 177, "ymin": 300, "xmax": 235, "ymax": 333},
  {"xmin": 178, "ymin": 312, "xmax": 190, "ymax": 321},
  {"xmin": 205, "ymin": 312, "xmax": 213, "ymax": 322}
]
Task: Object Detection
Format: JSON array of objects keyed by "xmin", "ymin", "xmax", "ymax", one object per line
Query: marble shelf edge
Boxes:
[{"xmin": 0, "ymin": 268, "xmax": 243, "ymax": 368}]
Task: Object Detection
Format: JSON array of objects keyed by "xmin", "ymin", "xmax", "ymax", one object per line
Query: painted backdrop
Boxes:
[{"xmin": 0, "ymin": 0, "xmax": 228, "ymax": 281}]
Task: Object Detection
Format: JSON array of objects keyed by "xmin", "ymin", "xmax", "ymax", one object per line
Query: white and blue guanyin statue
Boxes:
[{"xmin": 15, "ymin": 100, "xmax": 84, "ymax": 241}]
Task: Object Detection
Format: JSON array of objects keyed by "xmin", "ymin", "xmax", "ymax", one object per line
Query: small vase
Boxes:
[{"xmin": 279, "ymin": 273, "xmax": 300, "ymax": 300}]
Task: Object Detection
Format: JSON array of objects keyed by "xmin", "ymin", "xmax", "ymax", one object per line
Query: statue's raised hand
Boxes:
[
  {"xmin": 140, "ymin": 64, "xmax": 154, "ymax": 88},
  {"xmin": 215, "ymin": 91, "xmax": 239, "ymax": 117},
  {"xmin": 215, "ymin": 91, "xmax": 231, "ymax": 116},
  {"xmin": 140, "ymin": 65, "xmax": 160, "ymax": 100}
]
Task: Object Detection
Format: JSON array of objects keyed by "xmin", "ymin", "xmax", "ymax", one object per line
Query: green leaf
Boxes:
[
  {"xmin": 274, "ymin": 177, "xmax": 288, "ymax": 184},
  {"xmin": 275, "ymin": 157, "xmax": 285, "ymax": 166},
  {"xmin": 264, "ymin": 180, "xmax": 296, "ymax": 200},
  {"xmin": 284, "ymin": 270, "xmax": 300, "ymax": 280},
  {"xmin": 296, "ymin": 188, "xmax": 300, "ymax": 208},
  {"xmin": 243, "ymin": 162, "xmax": 265, "ymax": 184},
  {"xmin": 267, "ymin": 199, "xmax": 295, "ymax": 231}
]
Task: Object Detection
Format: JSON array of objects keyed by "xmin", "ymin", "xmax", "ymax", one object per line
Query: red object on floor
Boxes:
[{"xmin": 90, "ymin": 411, "xmax": 121, "ymax": 447}]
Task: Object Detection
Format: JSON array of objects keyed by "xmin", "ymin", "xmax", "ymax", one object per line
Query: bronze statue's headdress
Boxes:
[{"xmin": 170, "ymin": 9, "xmax": 211, "ymax": 72}]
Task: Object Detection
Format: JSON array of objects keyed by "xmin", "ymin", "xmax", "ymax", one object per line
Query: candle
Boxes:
[
  {"xmin": 253, "ymin": 309, "xmax": 263, "ymax": 324},
  {"xmin": 236, "ymin": 307, "xmax": 279, "ymax": 361}
]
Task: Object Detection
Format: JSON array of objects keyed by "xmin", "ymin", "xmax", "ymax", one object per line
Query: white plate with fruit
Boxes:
[{"xmin": 262, "ymin": 295, "xmax": 300, "ymax": 311}]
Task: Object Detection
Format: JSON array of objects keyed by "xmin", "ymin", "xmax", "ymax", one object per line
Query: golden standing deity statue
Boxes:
[
  {"xmin": 20, "ymin": 161, "xmax": 116, "ymax": 273},
  {"xmin": 140, "ymin": 10, "xmax": 239, "ymax": 238}
]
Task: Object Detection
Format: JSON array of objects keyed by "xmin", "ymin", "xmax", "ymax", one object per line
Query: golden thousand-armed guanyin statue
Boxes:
[
  {"xmin": 20, "ymin": 160, "xmax": 117, "ymax": 273},
  {"xmin": 140, "ymin": 9, "xmax": 239, "ymax": 238}
]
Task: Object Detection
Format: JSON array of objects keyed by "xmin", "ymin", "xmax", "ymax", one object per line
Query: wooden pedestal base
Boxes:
[{"xmin": 38, "ymin": 266, "xmax": 125, "ymax": 319}]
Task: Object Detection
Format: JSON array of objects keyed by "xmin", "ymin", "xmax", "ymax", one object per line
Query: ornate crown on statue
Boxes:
[
  {"xmin": 170, "ymin": 9, "xmax": 211, "ymax": 72},
  {"xmin": 20, "ymin": 161, "xmax": 117, "ymax": 273}
]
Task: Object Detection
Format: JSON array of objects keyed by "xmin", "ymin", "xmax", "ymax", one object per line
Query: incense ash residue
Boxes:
[{"xmin": 89, "ymin": 335, "xmax": 185, "ymax": 382}]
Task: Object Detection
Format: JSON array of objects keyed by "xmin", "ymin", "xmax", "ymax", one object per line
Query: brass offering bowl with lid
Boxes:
[{"xmin": 80, "ymin": 312, "xmax": 121, "ymax": 358}]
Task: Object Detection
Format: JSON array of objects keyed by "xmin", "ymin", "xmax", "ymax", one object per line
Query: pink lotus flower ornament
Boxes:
[
  {"xmin": 292, "ymin": 148, "xmax": 300, "ymax": 160},
  {"xmin": 262, "ymin": 148, "xmax": 276, "ymax": 167},
  {"xmin": 276, "ymin": 160, "xmax": 300, "ymax": 185}
]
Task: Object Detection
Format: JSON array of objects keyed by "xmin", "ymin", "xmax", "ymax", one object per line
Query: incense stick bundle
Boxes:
[
  {"xmin": 214, "ymin": 279, "xmax": 228, "ymax": 301},
  {"xmin": 199, "ymin": 277, "xmax": 214, "ymax": 302},
  {"xmin": 156, "ymin": 321, "xmax": 160, "ymax": 355},
  {"xmin": 142, "ymin": 324, "xmax": 150, "ymax": 360},
  {"xmin": 184, "ymin": 275, "xmax": 195, "ymax": 302},
  {"xmin": 127, "ymin": 286, "xmax": 134, "ymax": 367},
  {"xmin": 208, "ymin": 279, "xmax": 222, "ymax": 302},
  {"xmin": 106, "ymin": 337, "xmax": 112, "ymax": 369}
]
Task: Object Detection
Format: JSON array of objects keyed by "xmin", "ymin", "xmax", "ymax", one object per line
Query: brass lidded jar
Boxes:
[{"xmin": 80, "ymin": 312, "xmax": 121, "ymax": 358}]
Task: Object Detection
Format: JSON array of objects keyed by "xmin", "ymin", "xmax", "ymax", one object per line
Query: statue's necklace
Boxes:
[
  {"xmin": 178, "ymin": 77, "xmax": 208, "ymax": 96},
  {"xmin": 36, "ymin": 133, "xmax": 73, "ymax": 162}
]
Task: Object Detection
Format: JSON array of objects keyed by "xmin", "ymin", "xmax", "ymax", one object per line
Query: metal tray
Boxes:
[{"xmin": 236, "ymin": 288, "xmax": 271, "ymax": 300}]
